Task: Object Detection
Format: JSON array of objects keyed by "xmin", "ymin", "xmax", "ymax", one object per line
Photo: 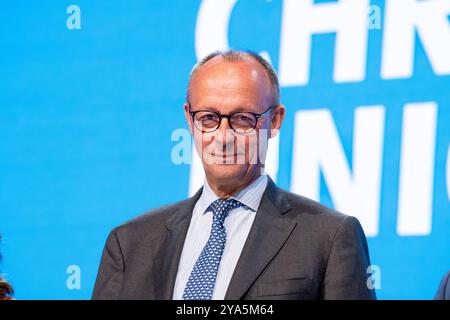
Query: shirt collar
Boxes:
[{"xmin": 197, "ymin": 173, "xmax": 268, "ymax": 215}]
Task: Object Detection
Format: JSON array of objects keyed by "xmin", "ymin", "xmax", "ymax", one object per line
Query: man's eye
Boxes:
[
  {"xmin": 239, "ymin": 115, "xmax": 252, "ymax": 121},
  {"xmin": 234, "ymin": 114, "xmax": 253, "ymax": 123},
  {"xmin": 200, "ymin": 114, "xmax": 217, "ymax": 121}
]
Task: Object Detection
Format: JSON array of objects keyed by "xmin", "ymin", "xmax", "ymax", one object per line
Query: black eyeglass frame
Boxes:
[{"xmin": 188, "ymin": 104, "xmax": 276, "ymax": 133}]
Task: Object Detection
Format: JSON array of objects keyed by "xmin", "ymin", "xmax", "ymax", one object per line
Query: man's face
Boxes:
[{"xmin": 184, "ymin": 57, "xmax": 285, "ymax": 186}]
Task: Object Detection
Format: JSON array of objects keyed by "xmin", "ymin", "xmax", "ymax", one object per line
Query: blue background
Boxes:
[{"xmin": 0, "ymin": 0, "xmax": 449, "ymax": 299}]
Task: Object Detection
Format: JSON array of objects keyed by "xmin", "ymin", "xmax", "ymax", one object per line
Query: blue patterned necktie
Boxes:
[{"xmin": 182, "ymin": 198, "xmax": 243, "ymax": 300}]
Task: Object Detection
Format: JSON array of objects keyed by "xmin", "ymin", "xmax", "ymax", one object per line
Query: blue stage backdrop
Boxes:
[{"xmin": 1, "ymin": 0, "xmax": 449, "ymax": 299}]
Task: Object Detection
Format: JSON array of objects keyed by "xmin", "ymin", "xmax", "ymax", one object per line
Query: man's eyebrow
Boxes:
[
  {"xmin": 193, "ymin": 106, "xmax": 255, "ymax": 113},
  {"xmin": 196, "ymin": 106, "xmax": 221, "ymax": 112}
]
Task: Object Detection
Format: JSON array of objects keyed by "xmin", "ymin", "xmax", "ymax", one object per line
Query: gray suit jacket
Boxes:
[
  {"xmin": 92, "ymin": 177, "xmax": 376, "ymax": 300},
  {"xmin": 435, "ymin": 271, "xmax": 450, "ymax": 300}
]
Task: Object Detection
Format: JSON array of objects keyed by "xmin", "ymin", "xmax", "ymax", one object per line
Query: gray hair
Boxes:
[{"xmin": 186, "ymin": 50, "xmax": 280, "ymax": 106}]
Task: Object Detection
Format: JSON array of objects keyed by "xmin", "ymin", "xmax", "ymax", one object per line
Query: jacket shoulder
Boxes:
[
  {"xmin": 276, "ymin": 186, "xmax": 363, "ymax": 235},
  {"xmin": 113, "ymin": 196, "xmax": 193, "ymax": 241},
  {"xmin": 281, "ymin": 187, "xmax": 348, "ymax": 219}
]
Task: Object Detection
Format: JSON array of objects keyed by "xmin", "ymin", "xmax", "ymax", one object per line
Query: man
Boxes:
[{"xmin": 92, "ymin": 50, "xmax": 376, "ymax": 300}]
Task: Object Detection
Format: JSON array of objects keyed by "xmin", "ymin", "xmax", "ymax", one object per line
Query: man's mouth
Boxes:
[{"xmin": 211, "ymin": 152, "xmax": 242, "ymax": 158}]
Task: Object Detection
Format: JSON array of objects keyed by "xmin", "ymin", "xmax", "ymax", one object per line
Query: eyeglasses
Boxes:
[{"xmin": 188, "ymin": 104, "xmax": 275, "ymax": 134}]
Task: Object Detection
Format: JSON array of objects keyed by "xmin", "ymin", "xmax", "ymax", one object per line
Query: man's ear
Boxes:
[
  {"xmin": 184, "ymin": 103, "xmax": 194, "ymax": 135},
  {"xmin": 269, "ymin": 104, "xmax": 286, "ymax": 138}
]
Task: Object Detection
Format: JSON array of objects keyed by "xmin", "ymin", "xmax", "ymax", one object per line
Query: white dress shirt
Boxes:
[{"xmin": 172, "ymin": 173, "xmax": 268, "ymax": 300}]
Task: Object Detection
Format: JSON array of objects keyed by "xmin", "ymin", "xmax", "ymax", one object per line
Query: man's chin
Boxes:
[{"xmin": 204, "ymin": 163, "xmax": 247, "ymax": 180}]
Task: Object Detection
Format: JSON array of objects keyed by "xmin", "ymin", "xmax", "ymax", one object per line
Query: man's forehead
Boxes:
[
  {"xmin": 188, "ymin": 54, "xmax": 274, "ymax": 109},
  {"xmin": 192, "ymin": 56, "xmax": 269, "ymax": 83},
  {"xmin": 189, "ymin": 68, "xmax": 269, "ymax": 111}
]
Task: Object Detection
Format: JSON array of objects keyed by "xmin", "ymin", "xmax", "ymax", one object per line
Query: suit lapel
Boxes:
[
  {"xmin": 153, "ymin": 187, "xmax": 203, "ymax": 299},
  {"xmin": 224, "ymin": 177, "xmax": 297, "ymax": 300}
]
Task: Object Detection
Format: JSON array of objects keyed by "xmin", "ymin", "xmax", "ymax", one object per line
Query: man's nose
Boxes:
[
  {"xmin": 213, "ymin": 117, "xmax": 235, "ymax": 146},
  {"xmin": 217, "ymin": 117, "xmax": 233, "ymax": 137}
]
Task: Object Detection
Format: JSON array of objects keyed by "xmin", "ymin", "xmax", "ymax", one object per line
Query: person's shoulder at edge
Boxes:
[{"xmin": 435, "ymin": 270, "xmax": 450, "ymax": 300}]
